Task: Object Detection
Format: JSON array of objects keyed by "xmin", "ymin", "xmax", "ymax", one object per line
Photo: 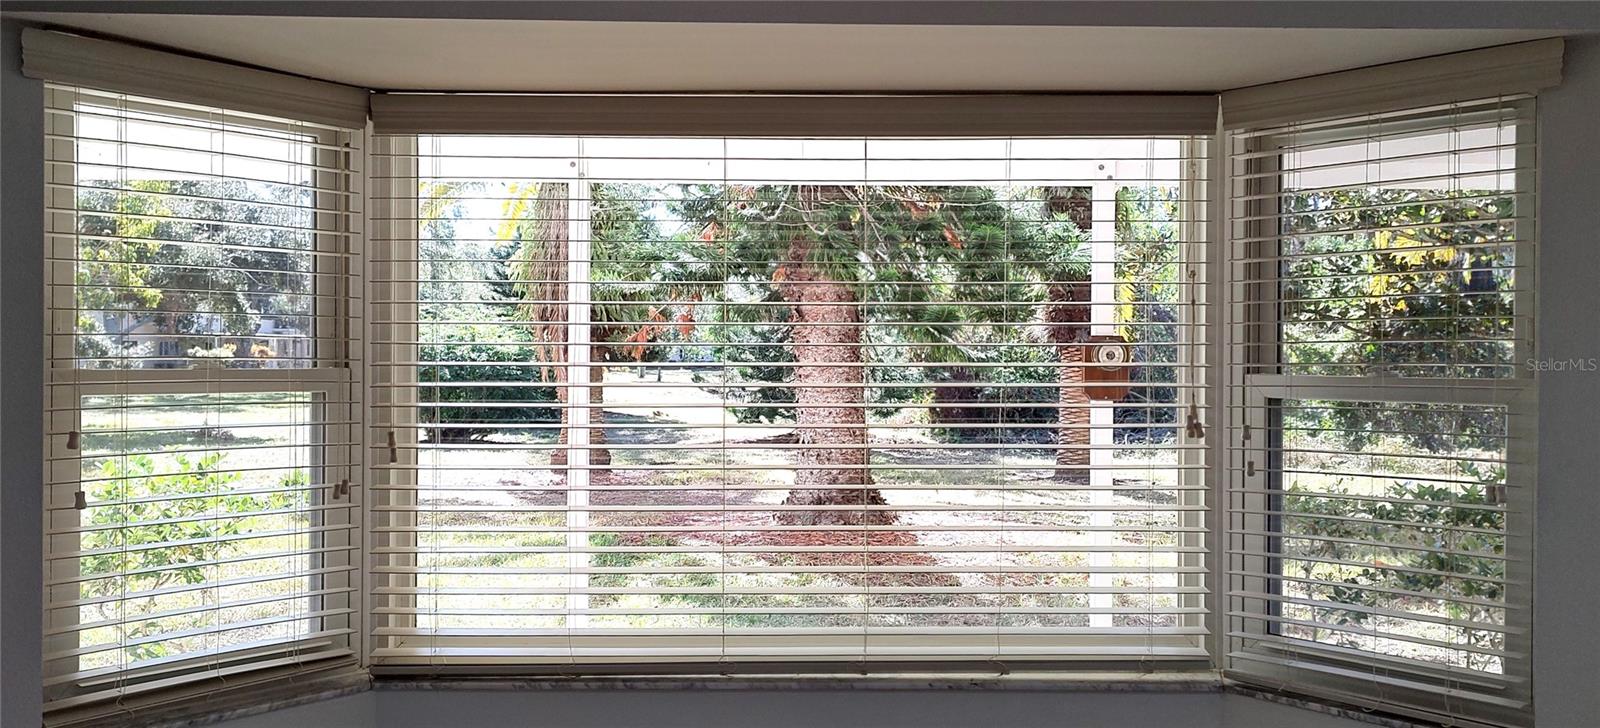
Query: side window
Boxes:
[
  {"xmin": 42, "ymin": 86, "xmax": 363, "ymax": 715},
  {"xmin": 1227, "ymin": 98, "xmax": 1534, "ymax": 727}
]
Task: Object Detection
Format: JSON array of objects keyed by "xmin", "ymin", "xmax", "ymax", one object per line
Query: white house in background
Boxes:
[{"xmin": 83, "ymin": 310, "xmax": 311, "ymax": 368}]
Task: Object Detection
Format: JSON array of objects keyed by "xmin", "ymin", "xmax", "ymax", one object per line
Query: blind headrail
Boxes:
[
  {"xmin": 370, "ymin": 93, "xmax": 1219, "ymax": 136},
  {"xmin": 21, "ymin": 28, "xmax": 369, "ymax": 129},
  {"xmin": 1221, "ymin": 38, "xmax": 1562, "ymax": 130}
]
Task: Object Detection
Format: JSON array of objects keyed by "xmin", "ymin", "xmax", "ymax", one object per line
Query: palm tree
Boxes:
[
  {"xmin": 508, "ymin": 183, "xmax": 691, "ymax": 471},
  {"xmin": 1017, "ymin": 188, "xmax": 1094, "ymax": 481}
]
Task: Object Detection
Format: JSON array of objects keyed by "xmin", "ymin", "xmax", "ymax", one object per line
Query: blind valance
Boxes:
[
  {"xmin": 1221, "ymin": 38, "xmax": 1562, "ymax": 130},
  {"xmin": 369, "ymin": 93, "xmax": 1219, "ymax": 137},
  {"xmin": 21, "ymin": 28, "xmax": 369, "ymax": 130}
]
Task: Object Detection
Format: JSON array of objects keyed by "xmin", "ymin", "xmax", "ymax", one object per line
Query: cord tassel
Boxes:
[
  {"xmin": 334, "ymin": 479, "xmax": 351, "ymax": 500},
  {"xmin": 387, "ymin": 430, "xmax": 398, "ymax": 464},
  {"xmin": 66, "ymin": 430, "xmax": 81, "ymax": 450},
  {"xmin": 1185, "ymin": 403, "xmax": 1206, "ymax": 440},
  {"xmin": 73, "ymin": 490, "xmax": 88, "ymax": 510}
]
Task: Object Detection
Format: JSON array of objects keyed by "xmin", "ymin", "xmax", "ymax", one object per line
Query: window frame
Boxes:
[
  {"xmin": 41, "ymin": 86, "xmax": 366, "ymax": 717},
  {"xmin": 364, "ymin": 132, "xmax": 1216, "ymax": 672},
  {"xmin": 1222, "ymin": 98, "xmax": 1538, "ymax": 728}
]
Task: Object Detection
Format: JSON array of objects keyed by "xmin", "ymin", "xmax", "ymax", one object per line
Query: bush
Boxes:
[
  {"xmin": 80, "ymin": 452, "xmax": 305, "ymax": 663},
  {"xmin": 417, "ymin": 330, "xmax": 560, "ymax": 443}
]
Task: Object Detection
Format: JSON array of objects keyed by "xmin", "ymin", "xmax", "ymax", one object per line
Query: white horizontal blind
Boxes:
[
  {"xmin": 42, "ymin": 86, "xmax": 364, "ymax": 721},
  {"xmin": 1224, "ymin": 97, "xmax": 1535, "ymax": 727},
  {"xmin": 369, "ymin": 133, "xmax": 1212, "ymax": 670}
]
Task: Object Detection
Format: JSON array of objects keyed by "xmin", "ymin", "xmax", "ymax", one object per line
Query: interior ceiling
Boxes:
[{"xmin": 10, "ymin": 13, "xmax": 1553, "ymax": 92}]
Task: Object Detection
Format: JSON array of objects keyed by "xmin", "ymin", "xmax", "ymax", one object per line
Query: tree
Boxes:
[
  {"xmin": 504, "ymin": 183, "xmax": 692, "ymax": 469},
  {"xmin": 674, "ymin": 184, "xmax": 1001, "ymax": 525},
  {"xmin": 79, "ymin": 451, "xmax": 306, "ymax": 665},
  {"xmin": 415, "ymin": 181, "xmax": 556, "ymax": 443},
  {"xmin": 1016, "ymin": 188, "xmax": 1093, "ymax": 480},
  {"xmin": 74, "ymin": 178, "xmax": 317, "ymax": 368},
  {"xmin": 1280, "ymin": 187, "xmax": 1517, "ymax": 447},
  {"xmin": 1111, "ymin": 186, "xmax": 1183, "ymax": 446},
  {"xmin": 1277, "ymin": 186, "xmax": 1519, "ymax": 672}
]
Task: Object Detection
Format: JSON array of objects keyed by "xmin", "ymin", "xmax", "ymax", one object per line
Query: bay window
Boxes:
[{"xmin": 16, "ymin": 24, "xmax": 1570, "ymax": 728}]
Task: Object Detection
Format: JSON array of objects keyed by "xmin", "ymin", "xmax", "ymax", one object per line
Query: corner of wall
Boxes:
[
  {"xmin": 0, "ymin": 16, "xmax": 47, "ymax": 728},
  {"xmin": 1532, "ymin": 31, "xmax": 1600, "ymax": 728}
]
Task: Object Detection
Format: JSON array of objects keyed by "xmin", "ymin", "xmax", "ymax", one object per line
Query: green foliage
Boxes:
[
  {"xmin": 670, "ymin": 184, "xmax": 1093, "ymax": 432},
  {"xmin": 74, "ymin": 179, "xmax": 317, "ymax": 367},
  {"xmin": 1278, "ymin": 187, "xmax": 1518, "ymax": 452},
  {"xmin": 715, "ymin": 323, "xmax": 795, "ymax": 424},
  {"xmin": 417, "ymin": 326, "xmax": 560, "ymax": 442},
  {"xmin": 420, "ymin": 182, "xmax": 711, "ymax": 439},
  {"xmin": 1113, "ymin": 187, "xmax": 1182, "ymax": 444},
  {"xmin": 588, "ymin": 184, "xmax": 713, "ymax": 363},
  {"xmin": 80, "ymin": 453, "xmax": 307, "ymax": 663},
  {"xmin": 1281, "ymin": 189, "xmax": 1518, "ymax": 377},
  {"xmin": 419, "ymin": 183, "xmax": 558, "ymax": 442},
  {"xmin": 1281, "ymin": 459, "xmax": 1507, "ymax": 670}
]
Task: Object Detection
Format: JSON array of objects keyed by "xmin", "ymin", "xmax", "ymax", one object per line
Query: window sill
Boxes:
[
  {"xmin": 63, "ymin": 670, "xmax": 370, "ymax": 728},
  {"xmin": 69, "ymin": 671, "xmax": 1451, "ymax": 728},
  {"xmin": 1225, "ymin": 682, "xmax": 1459, "ymax": 728},
  {"xmin": 370, "ymin": 670, "xmax": 1223, "ymax": 693}
]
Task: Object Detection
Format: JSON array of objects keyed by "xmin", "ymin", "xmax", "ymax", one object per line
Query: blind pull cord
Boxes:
[
  {"xmin": 1184, "ymin": 269, "xmax": 1206, "ymax": 440},
  {"xmin": 68, "ymin": 429, "xmax": 88, "ymax": 509}
]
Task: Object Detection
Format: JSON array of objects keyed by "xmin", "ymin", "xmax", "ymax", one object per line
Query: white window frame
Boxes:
[
  {"xmin": 41, "ymin": 86, "xmax": 366, "ymax": 716},
  {"xmin": 1222, "ymin": 100, "xmax": 1537, "ymax": 728},
  {"xmin": 364, "ymin": 133, "xmax": 1215, "ymax": 671}
]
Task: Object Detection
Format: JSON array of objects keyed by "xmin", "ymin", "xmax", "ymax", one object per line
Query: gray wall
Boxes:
[
  {"xmin": 1, "ymin": 17, "xmax": 46, "ymax": 728},
  {"xmin": 1530, "ymin": 32, "xmax": 1600, "ymax": 728},
  {"xmin": 2, "ymin": 6, "xmax": 1597, "ymax": 728}
]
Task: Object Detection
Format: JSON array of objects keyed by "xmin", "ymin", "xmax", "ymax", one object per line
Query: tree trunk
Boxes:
[
  {"xmin": 1043, "ymin": 188, "xmax": 1096, "ymax": 480},
  {"xmin": 931, "ymin": 366, "xmax": 983, "ymax": 431},
  {"xmin": 550, "ymin": 364, "xmax": 610, "ymax": 472},
  {"xmin": 776, "ymin": 237, "xmax": 892, "ymax": 526},
  {"xmin": 1048, "ymin": 281, "xmax": 1092, "ymax": 482},
  {"xmin": 534, "ymin": 183, "xmax": 611, "ymax": 472},
  {"xmin": 1056, "ymin": 343, "xmax": 1092, "ymax": 481}
]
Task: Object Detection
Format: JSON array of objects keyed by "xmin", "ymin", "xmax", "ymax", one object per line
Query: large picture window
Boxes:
[
  {"xmin": 1225, "ymin": 97, "xmax": 1535, "ymax": 726},
  {"xmin": 42, "ymin": 86, "xmax": 363, "ymax": 718},
  {"xmin": 368, "ymin": 135, "xmax": 1212, "ymax": 668}
]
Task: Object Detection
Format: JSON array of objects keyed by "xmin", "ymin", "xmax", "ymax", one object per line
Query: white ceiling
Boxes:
[{"xmin": 10, "ymin": 13, "xmax": 1554, "ymax": 92}]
